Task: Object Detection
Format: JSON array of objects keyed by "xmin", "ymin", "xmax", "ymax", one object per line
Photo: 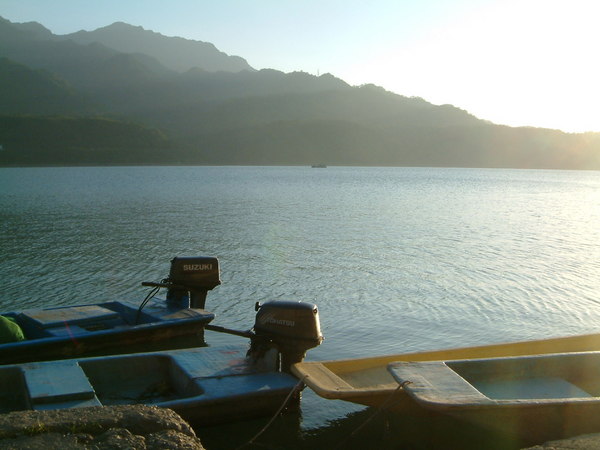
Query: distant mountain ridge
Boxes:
[
  {"xmin": 0, "ymin": 17, "xmax": 252, "ymax": 74},
  {"xmin": 60, "ymin": 22, "xmax": 254, "ymax": 73},
  {"xmin": 2, "ymin": 18, "xmax": 53, "ymax": 40},
  {"xmin": 0, "ymin": 15, "xmax": 599, "ymax": 169}
]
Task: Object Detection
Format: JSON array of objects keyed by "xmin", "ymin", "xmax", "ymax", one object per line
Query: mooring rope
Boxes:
[
  {"xmin": 333, "ymin": 380, "xmax": 411, "ymax": 450},
  {"xmin": 134, "ymin": 284, "xmax": 161, "ymax": 324},
  {"xmin": 236, "ymin": 375, "xmax": 308, "ymax": 450}
]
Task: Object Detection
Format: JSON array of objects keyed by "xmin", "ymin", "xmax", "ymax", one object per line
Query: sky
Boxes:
[{"xmin": 1, "ymin": 0, "xmax": 599, "ymax": 133}]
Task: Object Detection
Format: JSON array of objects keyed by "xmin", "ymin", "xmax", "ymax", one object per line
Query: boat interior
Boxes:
[
  {"xmin": 0, "ymin": 345, "xmax": 286, "ymax": 414},
  {"xmin": 388, "ymin": 351, "xmax": 600, "ymax": 408},
  {"xmin": 4, "ymin": 300, "xmax": 213, "ymax": 340},
  {"xmin": 293, "ymin": 333, "xmax": 600, "ymax": 406},
  {"xmin": 443, "ymin": 351, "xmax": 600, "ymax": 400}
]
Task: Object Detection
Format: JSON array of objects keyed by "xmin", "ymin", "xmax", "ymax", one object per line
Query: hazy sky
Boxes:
[{"xmin": 2, "ymin": 0, "xmax": 599, "ymax": 133}]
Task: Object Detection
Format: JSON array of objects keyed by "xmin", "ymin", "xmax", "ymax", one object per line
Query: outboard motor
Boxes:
[
  {"xmin": 250, "ymin": 300, "xmax": 323, "ymax": 373},
  {"xmin": 164, "ymin": 256, "xmax": 221, "ymax": 309}
]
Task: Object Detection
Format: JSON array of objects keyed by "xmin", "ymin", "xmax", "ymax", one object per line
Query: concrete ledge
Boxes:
[{"xmin": 0, "ymin": 405, "xmax": 204, "ymax": 449}]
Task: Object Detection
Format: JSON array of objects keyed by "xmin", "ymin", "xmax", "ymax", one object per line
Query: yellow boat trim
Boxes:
[{"xmin": 292, "ymin": 332, "xmax": 600, "ymax": 407}]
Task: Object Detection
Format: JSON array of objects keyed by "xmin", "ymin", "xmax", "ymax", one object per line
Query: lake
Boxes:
[{"xmin": 1, "ymin": 166, "xmax": 599, "ymax": 448}]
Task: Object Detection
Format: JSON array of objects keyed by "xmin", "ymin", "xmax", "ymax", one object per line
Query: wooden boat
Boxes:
[
  {"xmin": 0, "ymin": 299, "xmax": 214, "ymax": 365},
  {"xmin": 0, "ymin": 256, "xmax": 221, "ymax": 364},
  {"xmin": 292, "ymin": 332, "xmax": 600, "ymax": 409},
  {"xmin": 0, "ymin": 344, "xmax": 301, "ymax": 426},
  {"xmin": 0, "ymin": 256, "xmax": 324, "ymax": 372},
  {"xmin": 388, "ymin": 351, "xmax": 600, "ymax": 443},
  {"xmin": 0, "ymin": 255, "xmax": 325, "ymax": 426}
]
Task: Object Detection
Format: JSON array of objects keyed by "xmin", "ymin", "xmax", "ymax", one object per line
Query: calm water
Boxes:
[{"xmin": 1, "ymin": 166, "xmax": 599, "ymax": 448}]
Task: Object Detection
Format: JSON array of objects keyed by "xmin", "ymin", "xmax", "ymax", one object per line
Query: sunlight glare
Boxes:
[{"xmin": 354, "ymin": 0, "xmax": 600, "ymax": 132}]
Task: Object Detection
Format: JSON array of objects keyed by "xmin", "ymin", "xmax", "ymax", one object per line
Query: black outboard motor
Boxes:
[
  {"xmin": 165, "ymin": 256, "xmax": 221, "ymax": 309},
  {"xmin": 250, "ymin": 300, "xmax": 323, "ymax": 373}
]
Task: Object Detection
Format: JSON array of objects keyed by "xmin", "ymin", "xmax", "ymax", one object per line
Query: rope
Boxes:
[
  {"xmin": 236, "ymin": 375, "xmax": 307, "ymax": 450},
  {"xmin": 333, "ymin": 380, "xmax": 411, "ymax": 450},
  {"xmin": 135, "ymin": 285, "xmax": 161, "ymax": 325}
]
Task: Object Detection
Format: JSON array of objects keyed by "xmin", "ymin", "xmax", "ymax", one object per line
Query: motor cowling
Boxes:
[
  {"xmin": 166, "ymin": 256, "xmax": 221, "ymax": 309},
  {"xmin": 251, "ymin": 300, "xmax": 323, "ymax": 373}
]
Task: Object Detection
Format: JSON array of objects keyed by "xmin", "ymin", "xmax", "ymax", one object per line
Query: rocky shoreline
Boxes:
[
  {"xmin": 3, "ymin": 405, "xmax": 600, "ymax": 449},
  {"xmin": 524, "ymin": 434, "xmax": 600, "ymax": 450},
  {"xmin": 0, "ymin": 405, "xmax": 203, "ymax": 449}
]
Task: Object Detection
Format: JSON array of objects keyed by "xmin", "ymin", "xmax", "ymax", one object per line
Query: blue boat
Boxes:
[
  {"xmin": 0, "ymin": 257, "xmax": 220, "ymax": 364},
  {"xmin": 0, "ymin": 256, "xmax": 324, "ymax": 423},
  {"xmin": 0, "ymin": 344, "xmax": 304, "ymax": 426}
]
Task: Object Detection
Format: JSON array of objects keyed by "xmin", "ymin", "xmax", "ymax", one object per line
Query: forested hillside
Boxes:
[{"xmin": 1, "ymin": 16, "xmax": 598, "ymax": 169}]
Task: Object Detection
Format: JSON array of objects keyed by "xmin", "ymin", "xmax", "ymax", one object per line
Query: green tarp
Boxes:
[{"xmin": 0, "ymin": 315, "xmax": 25, "ymax": 343}]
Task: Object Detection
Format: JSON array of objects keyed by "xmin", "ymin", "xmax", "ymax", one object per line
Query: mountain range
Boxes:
[{"xmin": 0, "ymin": 16, "xmax": 598, "ymax": 169}]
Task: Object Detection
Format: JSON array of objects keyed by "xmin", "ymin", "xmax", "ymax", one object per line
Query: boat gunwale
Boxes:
[
  {"xmin": 388, "ymin": 350, "xmax": 600, "ymax": 410},
  {"xmin": 292, "ymin": 332, "xmax": 600, "ymax": 402}
]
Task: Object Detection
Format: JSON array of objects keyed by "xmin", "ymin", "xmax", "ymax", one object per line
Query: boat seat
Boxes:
[
  {"xmin": 45, "ymin": 325, "xmax": 90, "ymax": 338},
  {"xmin": 20, "ymin": 305, "xmax": 120, "ymax": 329},
  {"xmin": 173, "ymin": 346, "xmax": 275, "ymax": 378},
  {"xmin": 18, "ymin": 305, "xmax": 122, "ymax": 338},
  {"xmin": 24, "ymin": 361, "xmax": 101, "ymax": 410},
  {"xmin": 388, "ymin": 361, "xmax": 491, "ymax": 406}
]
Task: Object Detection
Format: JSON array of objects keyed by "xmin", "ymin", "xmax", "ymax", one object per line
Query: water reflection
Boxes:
[{"xmin": 196, "ymin": 405, "xmax": 521, "ymax": 450}]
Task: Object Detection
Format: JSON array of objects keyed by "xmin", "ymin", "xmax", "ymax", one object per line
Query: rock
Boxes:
[
  {"xmin": 0, "ymin": 405, "xmax": 204, "ymax": 449},
  {"xmin": 90, "ymin": 428, "xmax": 147, "ymax": 449},
  {"xmin": 145, "ymin": 429, "xmax": 205, "ymax": 449},
  {"xmin": 0, "ymin": 432, "xmax": 86, "ymax": 449},
  {"xmin": 524, "ymin": 433, "xmax": 600, "ymax": 449}
]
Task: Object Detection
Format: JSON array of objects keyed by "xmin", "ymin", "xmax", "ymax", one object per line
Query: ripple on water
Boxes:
[{"xmin": 0, "ymin": 166, "xmax": 598, "ymax": 357}]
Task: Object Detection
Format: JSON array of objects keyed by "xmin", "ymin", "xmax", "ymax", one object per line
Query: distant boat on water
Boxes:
[{"xmin": 311, "ymin": 164, "xmax": 327, "ymax": 168}]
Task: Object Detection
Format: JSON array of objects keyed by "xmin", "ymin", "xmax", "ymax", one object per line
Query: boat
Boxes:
[
  {"xmin": 388, "ymin": 351, "xmax": 600, "ymax": 443},
  {"xmin": 0, "ymin": 344, "xmax": 303, "ymax": 426},
  {"xmin": 291, "ymin": 332, "xmax": 600, "ymax": 409},
  {"xmin": 0, "ymin": 255, "xmax": 325, "ymax": 425},
  {"xmin": 0, "ymin": 256, "xmax": 324, "ymax": 369},
  {"xmin": 311, "ymin": 164, "xmax": 327, "ymax": 168},
  {"xmin": 0, "ymin": 256, "xmax": 221, "ymax": 364}
]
